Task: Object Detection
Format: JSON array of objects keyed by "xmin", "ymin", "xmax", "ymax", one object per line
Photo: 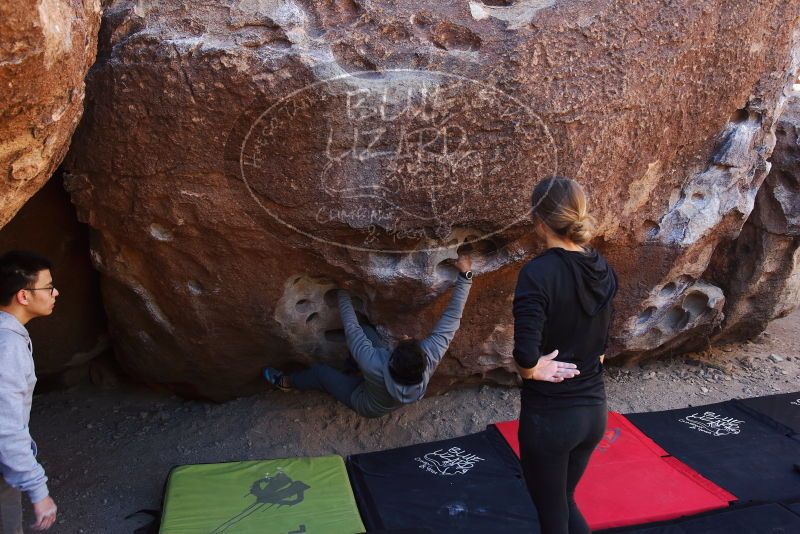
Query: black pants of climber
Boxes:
[{"xmin": 518, "ymin": 403, "xmax": 607, "ymax": 534}]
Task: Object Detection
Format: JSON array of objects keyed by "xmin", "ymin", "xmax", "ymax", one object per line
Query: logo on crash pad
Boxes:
[
  {"xmin": 415, "ymin": 446, "xmax": 485, "ymax": 476},
  {"xmin": 790, "ymin": 399, "xmax": 800, "ymax": 406},
  {"xmin": 679, "ymin": 411, "xmax": 744, "ymax": 437},
  {"xmin": 211, "ymin": 468, "xmax": 310, "ymax": 533}
]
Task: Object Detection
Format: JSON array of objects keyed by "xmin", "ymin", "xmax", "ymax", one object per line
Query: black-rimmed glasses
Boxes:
[{"xmin": 26, "ymin": 286, "xmax": 56, "ymax": 296}]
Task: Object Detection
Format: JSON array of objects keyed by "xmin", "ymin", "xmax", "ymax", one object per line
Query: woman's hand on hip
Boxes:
[{"xmin": 531, "ymin": 349, "xmax": 580, "ymax": 382}]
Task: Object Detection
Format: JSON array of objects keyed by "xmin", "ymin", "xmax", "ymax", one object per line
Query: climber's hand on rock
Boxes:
[
  {"xmin": 455, "ymin": 252, "xmax": 472, "ymax": 274},
  {"xmin": 338, "ymin": 279, "xmax": 357, "ymax": 291},
  {"xmin": 329, "ymin": 274, "xmax": 355, "ymax": 291}
]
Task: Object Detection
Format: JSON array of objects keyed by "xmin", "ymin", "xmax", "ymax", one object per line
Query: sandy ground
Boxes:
[{"xmin": 22, "ymin": 307, "xmax": 800, "ymax": 533}]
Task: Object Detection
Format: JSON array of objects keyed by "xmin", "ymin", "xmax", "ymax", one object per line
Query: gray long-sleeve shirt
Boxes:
[
  {"xmin": 338, "ymin": 276, "xmax": 472, "ymax": 417},
  {"xmin": 0, "ymin": 311, "xmax": 49, "ymax": 503}
]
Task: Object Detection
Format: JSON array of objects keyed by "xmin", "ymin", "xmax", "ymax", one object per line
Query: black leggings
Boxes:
[{"xmin": 518, "ymin": 403, "xmax": 607, "ymax": 534}]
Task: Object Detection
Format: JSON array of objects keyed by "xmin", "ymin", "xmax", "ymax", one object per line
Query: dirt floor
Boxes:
[{"xmin": 24, "ymin": 307, "xmax": 800, "ymax": 533}]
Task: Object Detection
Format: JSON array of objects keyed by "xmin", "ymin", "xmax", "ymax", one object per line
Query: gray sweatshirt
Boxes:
[
  {"xmin": 0, "ymin": 311, "xmax": 49, "ymax": 503},
  {"xmin": 338, "ymin": 276, "xmax": 472, "ymax": 417}
]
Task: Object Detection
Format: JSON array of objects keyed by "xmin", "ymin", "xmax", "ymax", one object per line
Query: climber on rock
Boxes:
[{"xmin": 262, "ymin": 252, "xmax": 473, "ymax": 418}]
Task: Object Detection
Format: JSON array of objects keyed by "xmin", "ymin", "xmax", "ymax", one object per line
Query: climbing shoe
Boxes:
[{"xmin": 262, "ymin": 367, "xmax": 291, "ymax": 391}]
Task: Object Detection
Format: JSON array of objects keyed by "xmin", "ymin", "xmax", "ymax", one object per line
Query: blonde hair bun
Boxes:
[
  {"xmin": 531, "ymin": 176, "xmax": 596, "ymax": 246},
  {"xmin": 566, "ymin": 214, "xmax": 596, "ymax": 245}
]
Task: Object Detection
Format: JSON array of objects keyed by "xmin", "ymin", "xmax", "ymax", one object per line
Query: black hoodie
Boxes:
[{"xmin": 513, "ymin": 247, "xmax": 618, "ymax": 408}]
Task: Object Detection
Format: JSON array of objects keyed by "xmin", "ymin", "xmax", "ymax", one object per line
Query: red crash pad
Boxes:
[{"xmin": 492, "ymin": 412, "xmax": 736, "ymax": 530}]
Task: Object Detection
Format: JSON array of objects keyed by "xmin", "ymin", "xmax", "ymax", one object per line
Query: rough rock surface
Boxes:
[
  {"xmin": 0, "ymin": 0, "xmax": 102, "ymax": 229},
  {"xmin": 0, "ymin": 175, "xmax": 109, "ymax": 386},
  {"xmin": 706, "ymin": 93, "xmax": 800, "ymax": 343},
  {"xmin": 65, "ymin": 0, "xmax": 800, "ymax": 399}
]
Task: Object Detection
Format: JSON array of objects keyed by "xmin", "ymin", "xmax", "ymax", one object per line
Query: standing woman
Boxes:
[{"xmin": 513, "ymin": 176, "xmax": 618, "ymax": 534}]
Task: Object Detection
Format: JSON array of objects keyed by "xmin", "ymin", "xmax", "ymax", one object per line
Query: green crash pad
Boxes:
[{"xmin": 160, "ymin": 455, "xmax": 365, "ymax": 534}]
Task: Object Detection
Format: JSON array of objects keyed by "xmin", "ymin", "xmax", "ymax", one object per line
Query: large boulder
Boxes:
[
  {"xmin": 0, "ymin": 0, "xmax": 102, "ymax": 229},
  {"xmin": 66, "ymin": 0, "xmax": 800, "ymax": 399}
]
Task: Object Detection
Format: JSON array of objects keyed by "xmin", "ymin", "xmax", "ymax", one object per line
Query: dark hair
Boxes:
[
  {"xmin": 389, "ymin": 339, "xmax": 426, "ymax": 386},
  {"xmin": 0, "ymin": 251, "xmax": 52, "ymax": 305},
  {"xmin": 531, "ymin": 176, "xmax": 596, "ymax": 245}
]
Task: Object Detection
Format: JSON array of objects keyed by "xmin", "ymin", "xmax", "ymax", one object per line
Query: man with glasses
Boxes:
[{"xmin": 0, "ymin": 251, "xmax": 59, "ymax": 532}]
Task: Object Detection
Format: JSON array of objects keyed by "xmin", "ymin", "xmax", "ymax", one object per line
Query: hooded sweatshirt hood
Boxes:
[
  {"xmin": 0, "ymin": 310, "xmax": 29, "ymax": 340},
  {"xmin": 550, "ymin": 247, "xmax": 617, "ymax": 316}
]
